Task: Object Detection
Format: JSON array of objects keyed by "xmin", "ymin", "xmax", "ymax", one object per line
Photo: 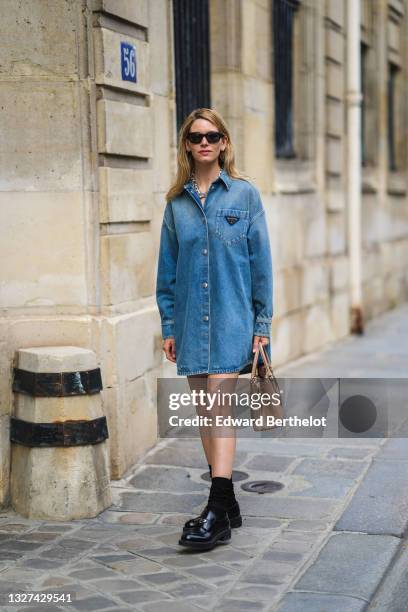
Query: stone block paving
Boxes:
[
  {"xmin": 0, "ymin": 435, "xmax": 383, "ymax": 612},
  {"xmin": 0, "ymin": 304, "xmax": 407, "ymax": 611}
]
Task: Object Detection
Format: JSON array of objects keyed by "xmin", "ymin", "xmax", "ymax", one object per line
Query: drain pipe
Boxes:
[{"xmin": 347, "ymin": 0, "xmax": 364, "ymax": 333}]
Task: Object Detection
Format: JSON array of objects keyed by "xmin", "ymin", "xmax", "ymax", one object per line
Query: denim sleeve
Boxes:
[
  {"xmin": 156, "ymin": 202, "xmax": 179, "ymax": 339},
  {"xmin": 247, "ymin": 187, "xmax": 273, "ymax": 337}
]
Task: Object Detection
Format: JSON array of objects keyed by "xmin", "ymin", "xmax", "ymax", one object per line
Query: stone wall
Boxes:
[
  {"xmin": 360, "ymin": 0, "xmax": 408, "ymax": 319},
  {"xmin": 0, "ymin": 0, "xmax": 174, "ymax": 507},
  {"xmin": 0, "ymin": 0, "xmax": 92, "ymax": 507},
  {"xmin": 91, "ymin": 0, "xmax": 174, "ymax": 479}
]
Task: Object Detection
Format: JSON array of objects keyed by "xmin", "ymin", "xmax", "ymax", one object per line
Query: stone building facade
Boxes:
[{"xmin": 0, "ymin": 0, "xmax": 407, "ymax": 509}]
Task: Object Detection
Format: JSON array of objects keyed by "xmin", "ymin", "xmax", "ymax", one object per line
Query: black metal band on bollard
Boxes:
[
  {"xmin": 12, "ymin": 367, "xmax": 103, "ymax": 397},
  {"xmin": 10, "ymin": 416, "xmax": 109, "ymax": 447}
]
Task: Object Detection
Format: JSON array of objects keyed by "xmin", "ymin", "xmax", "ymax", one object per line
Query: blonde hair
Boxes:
[{"xmin": 166, "ymin": 108, "xmax": 248, "ymax": 202}]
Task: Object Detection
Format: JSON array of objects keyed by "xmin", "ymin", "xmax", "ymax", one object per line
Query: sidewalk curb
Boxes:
[
  {"xmin": 274, "ymin": 437, "xmax": 408, "ymax": 612},
  {"xmin": 367, "ymin": 530, "xmax": 408, "ymax": 611}
]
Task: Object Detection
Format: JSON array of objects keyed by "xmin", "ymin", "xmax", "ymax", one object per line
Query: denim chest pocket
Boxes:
[{"xmin": 215, "ymin": 208, "xmax": 249, "ymax": 245}]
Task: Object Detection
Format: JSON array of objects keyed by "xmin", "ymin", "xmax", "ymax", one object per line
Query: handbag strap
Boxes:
[
  {"xmin": 251, "ymin": 344, "xmax": 261, "ymax": 378},
  {"xmin": 258, "ymin": 343, "xmax": 273, "ymax": 377},
  {"xmin": 251, "ymin": 342, "xmax": 273, "ymax": 379}
]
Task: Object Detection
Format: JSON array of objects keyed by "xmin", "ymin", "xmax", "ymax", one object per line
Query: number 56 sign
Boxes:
[{"xmin": 121, "ymin": 42, "xmax": 137, "ymax": 83}]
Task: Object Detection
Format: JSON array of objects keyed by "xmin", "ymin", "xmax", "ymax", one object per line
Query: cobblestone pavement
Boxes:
[{"xmin": 0, "ymin": 303, "xmax": 407, "ymax": 612}]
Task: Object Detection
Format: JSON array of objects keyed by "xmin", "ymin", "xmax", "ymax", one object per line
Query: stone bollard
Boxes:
[{"xmin": 10, "ymin": 346, "xmax": 112, "ymax": 520}]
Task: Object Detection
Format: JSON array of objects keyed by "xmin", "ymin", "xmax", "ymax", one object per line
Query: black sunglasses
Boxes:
[{"xmin": 187, "ymin": 131, "xmax": 224, "ymax": 144}]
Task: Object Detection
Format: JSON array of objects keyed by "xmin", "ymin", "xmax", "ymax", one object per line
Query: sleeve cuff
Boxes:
[
  {"xmin": 253, "ymin": 319, "xmax": 272, "ymax": 337},
  {"xmin": 162, "ymin": 321, "xmax": 175, "ymax": 339}
]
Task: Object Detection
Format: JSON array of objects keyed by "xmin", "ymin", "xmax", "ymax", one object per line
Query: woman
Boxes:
[{"xmin": 156, "ymin": 108, "xmax": 273, "ymax": 551}]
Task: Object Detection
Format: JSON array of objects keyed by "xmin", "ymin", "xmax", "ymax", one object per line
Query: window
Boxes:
[
  {"xmin": 173, "ymin": 0, "xmax": 211, "ymax": 132},
  {"xmin": 387, "ymin": 61, "xmax": 399, "ymax": 171},
  {"xmin": 273, "ymin": 0, "xmax": 300, "ymax": 158},
  {"xmin": 360, "ymin": 0, "xmax": 377, "ymax": 171},
  {"xmin": 360, "ymin": 42, "xmax": 369, "ymax": 166}
]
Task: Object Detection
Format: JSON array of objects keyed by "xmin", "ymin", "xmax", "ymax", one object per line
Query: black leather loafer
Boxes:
[
  {"xmin": 183, "ymin": 499, "xmax": 242, "ymax": 532},
  {"xmin": 178, "ymin": 505, "xmax": 231, "ymax": 551}
]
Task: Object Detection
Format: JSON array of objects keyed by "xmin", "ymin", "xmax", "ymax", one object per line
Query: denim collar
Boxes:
[
  {"xmin": 184, "ymin": 168, "xmax": 232, "ymax": 192},
  {"xmin": 218, "ymin": 168, "xmax": 232, "ymax": 190}
]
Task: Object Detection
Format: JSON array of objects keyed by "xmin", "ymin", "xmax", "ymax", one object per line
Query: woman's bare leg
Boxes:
[
  {"xmin": 206, "ymin": 373, "xmax": 240, "ymax": 478},
  {"xmin": 187, "ymin": 374, "xmax": 211, "ymax": 465}
]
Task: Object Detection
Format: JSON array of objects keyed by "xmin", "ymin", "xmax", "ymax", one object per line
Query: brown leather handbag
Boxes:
[{"xmin": 250, "ymin": 343, "xmax": 284, "ymax": 431}]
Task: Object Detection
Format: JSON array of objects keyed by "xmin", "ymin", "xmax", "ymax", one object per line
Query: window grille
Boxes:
[
  {"xmin": 387, "ymin": 61, "xmax": 398, "ymax": 171},
  {"xmin": 273, "ymin": 0, "xmax": 300, "ymax": 158},
  {"xmin": 173, "ymin": 0, "xmax": 211, "ymax": 132}
]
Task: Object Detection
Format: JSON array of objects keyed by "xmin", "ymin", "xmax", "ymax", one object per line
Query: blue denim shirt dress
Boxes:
[{"xmin": 156, "ymin": 169, "xmax": 273, "ymax": 376}]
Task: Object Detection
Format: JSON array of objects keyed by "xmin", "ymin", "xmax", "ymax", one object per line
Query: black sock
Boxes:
[
  {"xmin": 208, "ymin": 476, "xmax": 233, "ymax": 511},
  {"xmin": 207, "ymin": 472, "xmax": 237, "ymax": 508},
  {"xmin": 228, "ymin": 479, "xmax": 237, "ymax": 507},
  {"xmin": 224, "ymin": 473, "xmax": 237, "ymax": 506}
]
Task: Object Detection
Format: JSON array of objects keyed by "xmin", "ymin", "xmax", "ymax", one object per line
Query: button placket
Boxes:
[
  {"xmin": 202, "ymin": 246, "xmax": 209, "ymax": 322},
  {"xmin": 200, "ymin": 210, "xmax": 210, "ymax": 368},
  {"xmin": 185, "ymin": 181, "xmax": 224, "ymax": 370}
]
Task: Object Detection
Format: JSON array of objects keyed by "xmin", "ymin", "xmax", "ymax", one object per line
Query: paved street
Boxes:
[{"xmin": 0, "ymin": 303, "xmax": 407, "ymax": 612}]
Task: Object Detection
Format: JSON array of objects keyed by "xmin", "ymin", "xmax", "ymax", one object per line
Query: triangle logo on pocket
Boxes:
[{"xmin": 225, "ymin": 215, "xmax": 239, "ymax": 225}]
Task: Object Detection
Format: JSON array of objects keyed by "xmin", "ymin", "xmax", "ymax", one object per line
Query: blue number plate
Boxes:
[{"xmin": 121, "ymin": 42, "xmax": 137, "ymax": 83}]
